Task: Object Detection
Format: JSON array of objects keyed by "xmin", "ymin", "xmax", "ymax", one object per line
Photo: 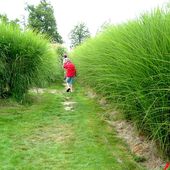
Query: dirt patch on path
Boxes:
[
  {"xmin": 26, "ymin": 123, "xmax": 74, "ymax": 146},
  {"xmin": 29, "ymin": 88, "xmax": 62, "ymax": 95},
  {"xmin": 62, "ymin": 101, "xmax": 77, "ymax": 111},
  {"xmin": 106, "ymin": 119, "xmax": 165, "ymax": 170}
]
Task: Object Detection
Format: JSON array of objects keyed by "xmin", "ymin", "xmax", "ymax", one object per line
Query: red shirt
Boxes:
[{"xmin": 64, "ymin": 61, "xmax": 76, "ymax": 77}]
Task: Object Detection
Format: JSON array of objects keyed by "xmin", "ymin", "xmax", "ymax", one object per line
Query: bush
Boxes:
[{"xmin": 0, "ymin": 23, "xmax": 61, "ymax": 100}]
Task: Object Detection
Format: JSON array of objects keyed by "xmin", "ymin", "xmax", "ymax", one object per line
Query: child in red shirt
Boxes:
[{"xmin": 63, "ymin": 58, "xmax": 76, "ymax": 92}]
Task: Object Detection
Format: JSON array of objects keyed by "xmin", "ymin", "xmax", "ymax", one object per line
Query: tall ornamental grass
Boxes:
[
  {"xmin": 71, "ymin": 9, "xmax": 170, "ymax": 157},
  {"xmin": 0, "ymin": 23, "xmax": 61, "ymax": 100}
]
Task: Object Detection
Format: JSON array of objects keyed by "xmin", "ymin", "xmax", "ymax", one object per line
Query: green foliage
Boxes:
[
  {"xmin": 56, "ymin": 45, "xmax": 67, "ymax": 57},
  {"xmin": 0, "ymin": 14, "xmax": 20, "ymax": 28},
  {"xmin": 69, "ymin": 22, "xmax": 90, "ymax": 48},
  {"xmin": 71, "ymin": 9, "xmax": 170, "ymax": 157},
  {"xmin": 0, "ymin": 23, "xmax": 60, "ymax": 100},
  {"xmin": 55, "ymin": 44, "xmax": 67, "ymax": 67},
  {"xmin": 26, "ymin": 0, "xmax": 62, "ymax": 43},
  {"xmin": 51, "ymin": 43, "xmax": 66, "ymax": 81}
]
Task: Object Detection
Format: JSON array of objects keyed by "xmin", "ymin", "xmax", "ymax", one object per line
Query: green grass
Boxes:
[
  {"xmin": 0, "ymin": 23, "xmax": 62, "ymax": 100},
  {"xmin": 70, "ymin": 8, "xmax": 170, "ymax": 157},
  {"xmin": 0, "ymin": 85, "xmax": 146, "ymax": 170}
]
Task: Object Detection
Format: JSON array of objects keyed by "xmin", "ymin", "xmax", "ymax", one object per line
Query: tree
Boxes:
[
  {"xmin": 0, "ymin": 14, "xmax": 8, "ymax": 23},
  {"xmin": 69, "ymin": 22, "xmax": 90, "ymax": 48},
  {"xmin": 26, "ymin": 0, "xmax": 62, "ymax": 43}
]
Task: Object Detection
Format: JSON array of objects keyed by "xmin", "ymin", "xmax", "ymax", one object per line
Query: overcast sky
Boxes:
[{"xmin": 0, "ymin": 0, "xmax": 169, "ymax": 47}]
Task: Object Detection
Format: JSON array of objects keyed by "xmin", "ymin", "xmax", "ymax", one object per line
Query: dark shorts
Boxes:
[{"xmin": 66, "ymin": 77, "xmax": 74, "ymax": 84}]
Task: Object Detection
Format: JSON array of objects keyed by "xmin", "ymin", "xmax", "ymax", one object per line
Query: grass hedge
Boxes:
[
  {"xmin": 0, "ymin": 23, "xmax": 61, "ymax": 100},
  {"xmin": 71, "ymin": 9, "xmax": 170, "ymax": 157}
]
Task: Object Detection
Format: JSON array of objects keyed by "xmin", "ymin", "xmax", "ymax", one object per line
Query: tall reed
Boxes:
[
  {"xmin": 0, "ymin": 23, "xmax": 60, "ymax": 100},
  {"xmin": 71, "ymin": 9, "xmax": 170, "ymax": 157}
]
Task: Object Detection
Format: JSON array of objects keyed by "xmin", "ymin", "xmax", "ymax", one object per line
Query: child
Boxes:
[{"xmin": 63, "ymin": 58, "xmax": 76, "ymax": 92}]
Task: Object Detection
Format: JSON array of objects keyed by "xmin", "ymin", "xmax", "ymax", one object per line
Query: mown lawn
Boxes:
[{"xmin": 0, "ymin": 85, "xmax": 146, "ymax": 170}]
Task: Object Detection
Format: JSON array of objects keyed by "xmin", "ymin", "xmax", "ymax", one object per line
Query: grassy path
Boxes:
[{"xmin": 0, "ymin": 85, "xmax": 146, "ymax": 170}]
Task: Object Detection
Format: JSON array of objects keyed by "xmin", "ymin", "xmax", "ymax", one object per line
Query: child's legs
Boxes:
[
  {"xmin": 66, "ymin": 82, "xmax": 70, "ymax": 89},
  {"xmin": 66, "ymin": 77, "xmax": 74, "ymax": 91},
  {"xmin": 69, "ymin": 84, "xmax": 73, "ymax": 92}
]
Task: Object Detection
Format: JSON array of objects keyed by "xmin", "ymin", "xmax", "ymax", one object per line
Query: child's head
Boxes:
[{"xmin": 63, "ymin": 54, "xmax": 67, "ymax": 58}]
